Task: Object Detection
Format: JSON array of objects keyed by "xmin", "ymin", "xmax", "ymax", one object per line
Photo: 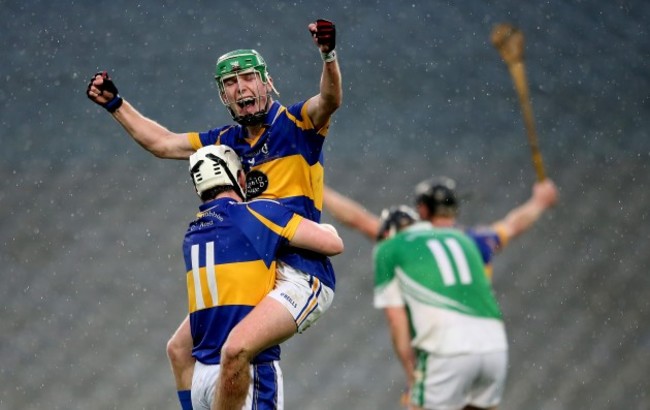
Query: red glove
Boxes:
[{"xmin": 312, "ymin": 19, "xmax": 336, "ymax": 52}]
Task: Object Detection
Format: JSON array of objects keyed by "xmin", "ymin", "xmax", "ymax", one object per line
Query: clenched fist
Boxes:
[{"xmin": 86, "ymin": 71, "xmax": 123, "ymax": 113}]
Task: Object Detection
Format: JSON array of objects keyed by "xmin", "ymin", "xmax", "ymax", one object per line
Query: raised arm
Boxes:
[
  {"xmin": 323, "ymin": 186, "xmax": 381, "ymax": 241},
  {"xmin": 87, "ymin": 72, "xmax": 195, "ymax": 159},
  {"xmin": 306, "ymin": 19, "xmax": 343, "ymax": 130},
  {"xmin": 290, "ymin": 220, "xmax": 344, "ymax": 256},
  {"xmin": 492, "ymin": 178, "xmax": 558, "ymax": 243}
]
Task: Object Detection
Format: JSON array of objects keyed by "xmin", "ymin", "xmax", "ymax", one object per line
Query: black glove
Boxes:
[
  {"xmin": 313, "ymin": 19, "xmax": 336, "ymax": 52},
  {"xmin": 87, "ymin": 71, "xmax": 123, "ymax": 113}
]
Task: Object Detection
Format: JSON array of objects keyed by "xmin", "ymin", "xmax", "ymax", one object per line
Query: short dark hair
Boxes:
[{"xmin": 200, "ymin": 185, "xmax": 237, "ymax": 202}]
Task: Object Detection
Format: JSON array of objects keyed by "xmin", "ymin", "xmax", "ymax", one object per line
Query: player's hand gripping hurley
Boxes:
[{"xmin": 491, "ymin": 23, "xmax": 547, "ymax": 181}]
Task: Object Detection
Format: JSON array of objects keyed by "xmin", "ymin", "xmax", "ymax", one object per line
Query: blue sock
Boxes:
[{"xmin": 177, "ymin": 389, "xmax": 193, "ymax": 410}]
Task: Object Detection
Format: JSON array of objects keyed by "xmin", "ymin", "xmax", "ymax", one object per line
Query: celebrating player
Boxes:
[
  {"xmin": 185, "ymin": 145, "xmax": 343, "ymax": 409},
  {"xmin": 323, "ymin": 177, "xmax": 557, "ymax": 409},
  {"xmin": 87, "ymin": 19, "xmax": 341, "ymax": 410}
]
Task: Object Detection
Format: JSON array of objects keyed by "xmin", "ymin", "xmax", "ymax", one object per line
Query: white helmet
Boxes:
[{"xmin": 189, "ymin": 145, "xmax": 245, "ymax": 200}]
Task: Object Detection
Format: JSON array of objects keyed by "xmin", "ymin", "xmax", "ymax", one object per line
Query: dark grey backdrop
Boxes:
[{"xmin": 1, "ymin": 1, "xmax": 648, "ymax": 409}]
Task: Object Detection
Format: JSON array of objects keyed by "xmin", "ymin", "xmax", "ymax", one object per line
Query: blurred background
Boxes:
[{"xmin": 1, "ymin": 1, "xmax": 649, "ymax": 409}]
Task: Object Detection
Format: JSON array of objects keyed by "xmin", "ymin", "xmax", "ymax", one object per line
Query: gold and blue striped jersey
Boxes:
[
  {"xmin": 188, "ymin": 100, "xmax": 336, "ymax": 289},
  {"xmin": 183, "ymin": 197, "xmax": 302, "ymax": 365},
  {"xmin": 464, "ymin": 225, "xmax": 506, "ymax": 280}
]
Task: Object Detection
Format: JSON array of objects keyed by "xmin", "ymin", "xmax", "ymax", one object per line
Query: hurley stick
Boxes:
[{"xmin": 491, "ymin": 23, "xmax": 546, "ymax": 181}]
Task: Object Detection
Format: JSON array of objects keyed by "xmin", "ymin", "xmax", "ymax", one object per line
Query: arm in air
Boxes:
[
  {"xmin": 305, "ymin": 19, "xmax": 343, "ymax": 131},
  {"xmin": 492, "ymin": 178, "xmax": 559, "ymax": 244},
  {"xmin": 86, "ymin": 71, "xmax": 195, "ymax": 159},
  {"xmin": 323, "ymin": 185, "xmax": 381, "ymax": 241}
]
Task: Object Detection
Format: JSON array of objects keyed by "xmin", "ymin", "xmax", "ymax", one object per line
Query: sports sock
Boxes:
[{"xmin": 177, "ymin": 389, "xmax": 193, "ymax": 410}]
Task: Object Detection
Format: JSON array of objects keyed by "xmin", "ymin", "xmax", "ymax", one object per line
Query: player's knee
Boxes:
[
  {"xmin": 220, "ymin": 339, "xmax": 253, "ymax": 367},
  {"xmin": 165, "ymin": 337, "xmax": 181, "ymax": 363},
  {"xmin": 166, "ymin": 333, "xmax": 192, "ymax": 365}
]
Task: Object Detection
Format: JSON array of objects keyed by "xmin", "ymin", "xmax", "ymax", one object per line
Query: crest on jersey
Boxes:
[{"xmin": 246, "ymin": 170, "xmax": 269, "ymax": 199}]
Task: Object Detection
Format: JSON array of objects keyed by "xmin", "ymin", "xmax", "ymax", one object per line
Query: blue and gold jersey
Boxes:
[
  {"xmin": 183, "ymin": 197, "xmax": 302, "ymax": 365},
  {"xmin": 464, "ymin": 225, "xmax": 505, "ymax": 280},
  {"xmin": 188, "ymin": 100, "xmax": 336, "ymax": 289}
]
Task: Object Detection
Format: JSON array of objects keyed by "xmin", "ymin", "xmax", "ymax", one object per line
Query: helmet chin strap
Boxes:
[
  {"xmin": 235, "ymin": 113, "xmax": 266, "ymax": 126},
  {"xmin": 230, "ymin": 95, "xmax": 271, "ymax": 126}
]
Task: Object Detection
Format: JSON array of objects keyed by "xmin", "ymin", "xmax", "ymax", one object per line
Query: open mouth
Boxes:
[{"xmin": 237, "ymin": 97, "xmax": 256, "ymax": 109}]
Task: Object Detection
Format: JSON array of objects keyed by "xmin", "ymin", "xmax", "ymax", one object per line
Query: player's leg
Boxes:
[
  {"xmin": 268, "ymin": 261, "xmax": 336, "ymax": 334},
  {"xmin": 214, "ymin": 262, "xmax": 334, "ymax": 409},
  {"xmin": 465, "ymin": 350, "xmax": 508, "ymax": 410},
  {"xmin": 214, "ymin": 297, "xmax": 295, "ymax": 410},
  {"xmin": 246, "ymin": 359, "xmax": 284, "ymax": 409},
  {"xmin": 166, "ymin": 315, "xmax": 196, "ymax": 410},
  {"xmin": 410, "ymin": 351, "xmax": 477, "ymax": 410},
  {"xmin": 191, "ymin": 361, "xmax": 216, "ymax": 410},
  {"xmin": 198, "ymin": 360, "xmax": 283, "ymax": 410}
]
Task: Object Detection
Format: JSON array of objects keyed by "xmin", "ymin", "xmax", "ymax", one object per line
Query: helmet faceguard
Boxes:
[
  {"xmin": 377, "ymin": 205, "xmax": 419, "ymax": 241},
  {"xmin": 189, "ymin": 145, "xmax": 245, "ymax": 201},
  {"xmin": 414, "ymin": 176, "xmax": 459, "ymax": 218},
  {"xmin": 214, "ymin": 49, "xmax": 279, "ymax": 126}
]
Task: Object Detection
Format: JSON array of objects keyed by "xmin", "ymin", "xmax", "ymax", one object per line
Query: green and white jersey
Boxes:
[{"xmin": 373, "ymin": 222, "xmax": 507, "ymax": 355}]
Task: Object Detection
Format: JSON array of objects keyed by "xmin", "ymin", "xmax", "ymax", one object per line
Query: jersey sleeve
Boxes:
[
  {"xmin": 285, "ymin": 101, "xmax": 310, "ymax": 125},
  {"xmin": 225, "ymin": 200, "xmax": 304, "ymax": 268},
  {"xmin": 187, "ymin": 132, "xmax": 203, "ymax": 151},
  {"xmin": 285, "ymin": 100, "xmax": 331, "ymax": 137},
  {"xmin": 291, "ymin": 99, "xmax": 332, "ymax": 137},
  {"xmin": 187, "ymin": 125, "xmax": 236, "ymax": 150},
  {"xmin": 491, "ymin": 222, "xmax": 510, "ymax": 248},
  {"xmin": 372, "ymin": 241, "xmax": 405, "ymax": 308},
  {"xmin": 245, "ymin": 200, "xmax": 303, "ymax": 241},
  {"xmin": 465, "ymin": 226, "xmax": 504, "ymax": 265}
]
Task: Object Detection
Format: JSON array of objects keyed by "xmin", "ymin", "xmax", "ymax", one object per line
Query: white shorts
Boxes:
[
  {"xmin": 191, "ymin": 360, "xmax": 284, "ymax": 410},
  {"xmin": 268, "ymin": 261, "xmax": 335, "ymax": 333},
  {"xmin": 410, "ymin": 350, "xmax": 508, "ymax": 410}
]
